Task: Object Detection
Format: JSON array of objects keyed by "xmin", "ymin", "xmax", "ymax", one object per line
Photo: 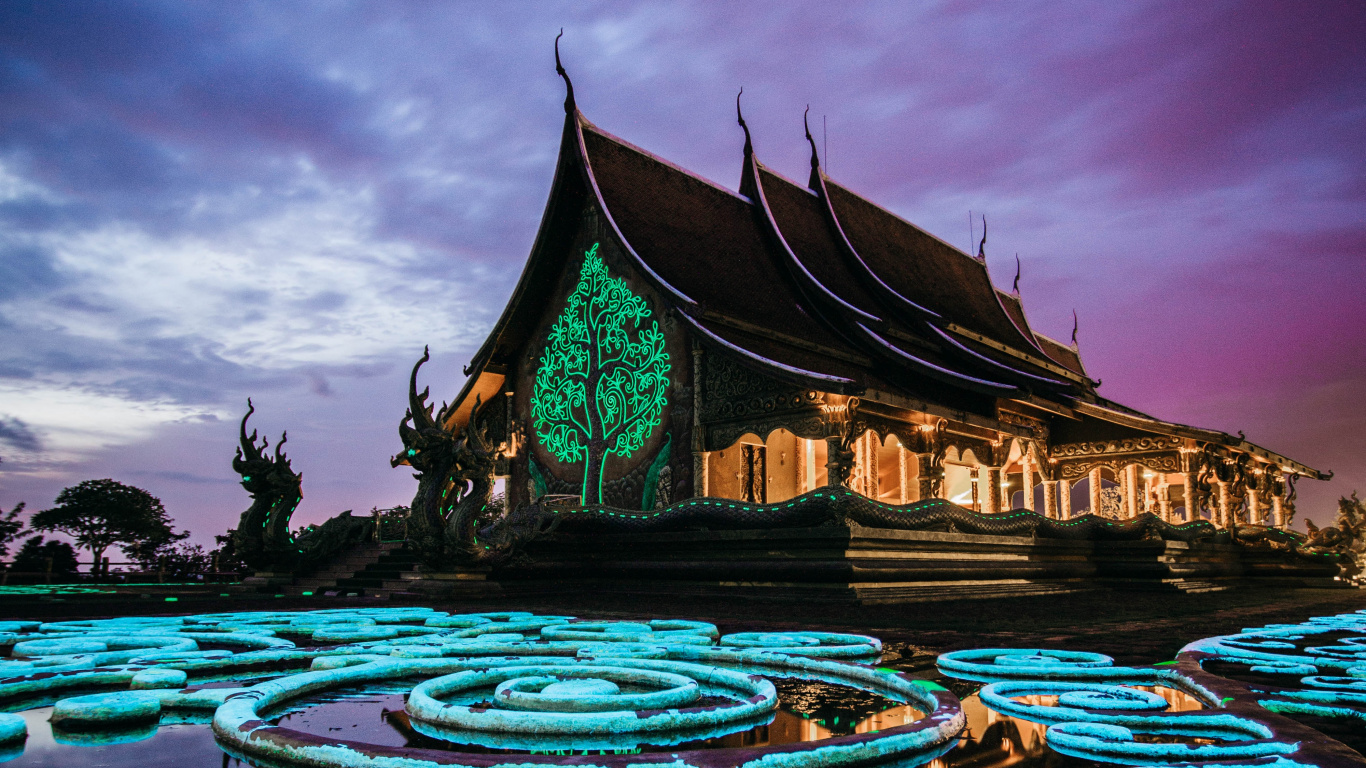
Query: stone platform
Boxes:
[{"xmin": 489, "ymin": 523, "xmax": 1344, "ymax": 604}]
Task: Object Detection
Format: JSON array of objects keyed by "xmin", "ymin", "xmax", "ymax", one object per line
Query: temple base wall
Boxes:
[{"xmin": 491, "ymin": 524, "xmax": 1344, "ymax": 604}]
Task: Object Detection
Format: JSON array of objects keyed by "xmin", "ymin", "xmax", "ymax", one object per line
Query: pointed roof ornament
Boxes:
[
  {"xmin": 554, "ymin": 29, "xmax": 576, "ymax": 115},
  {"xmin": 1012, "ymin": 253, "xmax": 1021, "ymax": 293},
  {"xmin": 736, "ymin": 87, "xmax": 752, "ymax": 157},
  {"xmin": 803, "ymin": 105, "xmax": 820, "ymax": 170},
  {"xmin": 1071, "ymin": 309, "xmax": 1079, "ymax": 347},
  {"xmin": 976, "ymin": 215, "xmax": 987, "ymax": 260}
]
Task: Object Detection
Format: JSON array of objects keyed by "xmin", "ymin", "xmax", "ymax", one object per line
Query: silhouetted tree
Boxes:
[
  {"xmin": 11, "ymin": 536, "xmax": 79, "ymax": 581},
  {"xmin": 0, "ymin": 503, "xmax": 26, "ymax": 558},
  {"xmin": 31, "ymin": 479, "xmax": 183, "ymax": 570}
]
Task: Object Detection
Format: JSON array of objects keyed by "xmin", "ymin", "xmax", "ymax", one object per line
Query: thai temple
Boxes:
[{"xmin": 439, "ymin": 66, "xmax": 1324, "ymax": 536}]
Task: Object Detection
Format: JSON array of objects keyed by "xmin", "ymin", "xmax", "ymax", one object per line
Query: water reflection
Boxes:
[
  {"xmin": 932, "ymin": 685, "xmax": 1205, "ymax": 768},
  {"xmin": 0, "ymin": 676, "xmax": 1204, "ymax": 767}
]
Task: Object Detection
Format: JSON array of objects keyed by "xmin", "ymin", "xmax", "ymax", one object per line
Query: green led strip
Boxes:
[{"xmin": 531, "ymin": 243, "xmax": 670, "ymax": 504}]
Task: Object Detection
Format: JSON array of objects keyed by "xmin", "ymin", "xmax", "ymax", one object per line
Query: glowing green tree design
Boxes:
[{"xmin": 532, "ymin": 243, "xmax": 670, "ymax": 504}]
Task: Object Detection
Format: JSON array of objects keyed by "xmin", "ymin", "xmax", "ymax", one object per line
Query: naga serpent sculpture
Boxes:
[
  {"xmin": 548, "ymin": 486, "xmax": 1223, "ymax": 542},
  {"xmin": 231, "ymin": 398, "xmax": 304, "ymax": 571},
  {"xmin": 231, "ymin": 400, "xmax": 372, "ymax": 573},
  {"xmin": 394, "ymin": 348, "xmax": 555, "ymax": 570}
]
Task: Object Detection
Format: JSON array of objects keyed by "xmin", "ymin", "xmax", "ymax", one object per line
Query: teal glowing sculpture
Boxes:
[
  {"xmin": 532, "ymin": 242, "xmax": 670, "ymax": 504},
  {"xmin": 0, "ymin": 609, "xmax": 959, "ymax": 767}
]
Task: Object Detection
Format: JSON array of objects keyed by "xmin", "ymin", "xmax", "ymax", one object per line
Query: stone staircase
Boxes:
[{"xmin": 280, "ymin": 542, "xmax": 415, "ymax": 597}]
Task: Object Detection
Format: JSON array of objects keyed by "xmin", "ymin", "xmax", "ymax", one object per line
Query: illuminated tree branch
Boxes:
[{"xmin": 531, "ymin": 243, "xmax": 670, "ymax": 504}]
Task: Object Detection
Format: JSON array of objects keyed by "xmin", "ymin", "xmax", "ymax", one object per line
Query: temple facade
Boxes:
[{"xmin": 440, "ymin": 79, "xmax": 1324, "ymax": 533}]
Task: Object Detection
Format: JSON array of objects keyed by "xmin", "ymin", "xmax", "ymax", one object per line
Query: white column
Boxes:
[
  {"xmin": 1247, "ymin": 488, "xmax": 1262, "ymax": 526},
  {"xmin": 1124, "ymin": 465, "xmax": 1140, "ymax": 518},
  {"xmin": 981, "ymin": 466, "xmax": 1002, "ymax": 514},
  {"xmin": 1021, "ymin": 455, "xmax": 1036, "ymax": 512},
  {"xmin": 1042, "ymin": 479, "xmax": 1059, "ymax": 518},
  {"xmin": 1088, "ymin": 467, "xmax": 1103, "ymax": 516},
  {"xmin": 1183, "ymin": 470, "xmax": 1199, "ymax": 522},
  {"xmin": 1217, "ymin": 482, "xmax": 1232, "ymax": 528},
  {"xmin": 1059, "ymin": 479, "xmax": 1072, "ymax": 519},
  {"xmin": 897, "ymin": 445, "xmax": 910, "ymax": 504}
]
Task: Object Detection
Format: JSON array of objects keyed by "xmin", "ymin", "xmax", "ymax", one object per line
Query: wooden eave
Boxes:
[{"xmin": 1073, "ymin": 400, "xmax": 1326, "ymax": 478}]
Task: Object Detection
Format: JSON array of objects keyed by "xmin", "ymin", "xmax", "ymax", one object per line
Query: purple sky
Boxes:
[{"xmin": 1, "ymin": 0, "xmax": 1363, "ymax": 549}]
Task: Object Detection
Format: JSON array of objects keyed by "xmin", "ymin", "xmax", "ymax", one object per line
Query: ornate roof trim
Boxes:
[
  {"xmin": 678, "ymin": 310, "xmax": 863, "ymax": 395},
  {"xmin": 850, "ymin": 321, "xmax": 1018, "ymax": 397}
]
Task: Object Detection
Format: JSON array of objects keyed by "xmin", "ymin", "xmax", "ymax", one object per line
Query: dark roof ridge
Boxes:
[
  {"xmin": 804, "ymin": 151, "xmax": 940, "ymax": 324},
  {"xmin": 571, "ymin": 111, "xmax": 698, "ymax": 311},
  {"xmin": 850, "ymin": 321, "xmax": 1018, "ymax": 397},
  {"xmin": 825, "ymin": 178, "xmax": 1049, "ymax": 355},
  {"xmin": 578, "ymin": 118, "xmax": 751, "ymax": 206},
  {"xmin": 742, "ymin": 143, "xmax": 882, "ymax": 328},
  {"xmin": 677, "ymin": 311, "xmax": 862, "ymax": 395}
]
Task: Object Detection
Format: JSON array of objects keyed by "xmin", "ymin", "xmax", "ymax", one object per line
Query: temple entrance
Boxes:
[{"xmin": 706, "ymin": 430, "xmax": 826, "ymax": 503}]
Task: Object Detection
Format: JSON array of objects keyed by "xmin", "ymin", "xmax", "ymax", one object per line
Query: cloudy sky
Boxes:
[{"xmin": 1, "ymin": 0, "xmax": 1363, "ymax": 547}]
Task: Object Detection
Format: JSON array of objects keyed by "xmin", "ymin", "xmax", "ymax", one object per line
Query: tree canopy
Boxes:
[{"xmin": 31, "ymin": 479, "xmax": 184, "ymax": 568}]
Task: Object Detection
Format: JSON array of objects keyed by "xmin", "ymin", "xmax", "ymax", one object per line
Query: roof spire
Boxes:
[
  {"xmin": 554, "ymin": 29, "xmax": 575, "ymax": 114},
  {"xmin": 804, "ymin": 105, "xmax": 819, "ymax": 170},
  {"xmin": 1071, "ymin": 309, "xmax": 1079, "ymax": 347},
  {"xmin": 976, "ymin": 215, "xmax": 987, "ymax": 260},
  {"xmin": 736, "ymin": 87, "xmax": 752, "ymax": 157},
  {"xmin": 1012, "ymin": 253, "xmax": 1020, "ymax": 293}
]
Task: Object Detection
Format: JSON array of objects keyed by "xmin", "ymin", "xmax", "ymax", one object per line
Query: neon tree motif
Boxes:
[{"xmin": 532, "ymin": 243, "xmax": 670, "ymax": 505}]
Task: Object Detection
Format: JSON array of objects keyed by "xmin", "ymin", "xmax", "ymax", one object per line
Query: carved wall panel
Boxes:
[
  {"xmin": 1056, "ymin": 453, "xmax": 1181, "ymax": 480},
  {"xmin": 699, "ymin": 351, "xmax": 824, "ymax": 423},
  {"xmin": 997, "ymin": 409, "xmax": 1049, "ymax": 442},
  {"xmin": 1052, "ymin": 435, "xmax": 1183, "ymax": 459}
]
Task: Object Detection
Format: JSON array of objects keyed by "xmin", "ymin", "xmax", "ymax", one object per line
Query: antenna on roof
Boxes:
[
  {"xmin": 1071, "ymin": 310, "xmax": 1079, "ymax": 347},
  {"xmin": 736, "ymin": 87, "xmax": 752, "ymax": 157},
  {"xmin": 823, "ymin": 115, "xmax": 827, "ymax": 175},
  {"xmin": 803, "ymin": 105, "xmax": 819, "ymax": 170},
  {"xmin": 976, "ymin": 215, "xmax": 987, "ymax": 260},
  {"xmin": 969, "ymin": 211, "xmax": 973, "ymax": 255},
  {"xmin": 554, "ymin": 29, "xmax": 576, "ymax": 114},
  {"xmin": 1012, "ymin": 253, "xmax": 1020, "ymax": 293}
]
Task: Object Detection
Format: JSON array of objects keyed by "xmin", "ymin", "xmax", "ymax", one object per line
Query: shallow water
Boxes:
[{"xmin": 0, "ymin": 679, "xmax": 1203, "ymax": 767}]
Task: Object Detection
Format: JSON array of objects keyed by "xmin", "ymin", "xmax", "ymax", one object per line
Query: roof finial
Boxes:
[
  {"xmin": 1012, "ymin": 253, "xmax": 1020, "ymax": 293},
  {"xmin": 976, "ymin": 215, "xmax": 987, "ymax": 260},
  {"xmin": 732, "ymin": 86, "xmax": 754, "ymax": 157},
  {"xmin": 1071, "ymin": 309, "xmax": 1079, "ymax": 346},
  {"xmin": 554, "ymin": 29, "xmax": 575, "ymax": 115},
  {"xmin": 804, "ymin": 105, "xmax": 819, "ymax": 170},
  {"xmin": 736, "ymin": 87, "xmax": 752, "ymax": 157}
]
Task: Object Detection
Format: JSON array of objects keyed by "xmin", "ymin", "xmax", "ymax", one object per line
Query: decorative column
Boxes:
[
  {"xmin": 692, "ymin": 344, "xmax": 708, "ymax": 497},
  {"xmin": 1271, "ymin": 487, "xmax": 1287, "ymax": 528},
  {"xmin": 1124, "ymin": 465, "xmax": 1140, "ymax": 518},
  {"xmin": 1247, "ymin": 488, "xmax": 1262, "ymax": 526},
  {"xmin": 1042, "ymin": 478, "xmax": 1060, "ymax": 518},
  {"xmin": 825, "ymin": 436, "xmax": 852, "ymax": 488},
  {"xmin": 914, "ymin": 453, "xmax": 937, "ymax": 500},
  {"xmin": 863, "ymin": 432, "xmax": 879, "ymax": 499},
  {"xmin": 1182, "ymin": 470, "xmax": 1199, "ymax": 522},
  {"xmin": 1088, "ymin": 467, "xmax": 1103, "ymax": 516},
  {"xmin": 1021, "ymin": 455, "xmax": 1036, "ymax": 512},
  {"xmin": 897, "ymin": 445, "xmax": 911, "ymax": 503},
  {"xmin": 980, "ymin": 466, "xmax": 1003, "ymax": 514},
  {"xmin": 1157, "ymin": 481, "xmax": 1172, "ymax": 521},
  {"xmin": 1216, "ymin": 482, "xmax": 1232, "ymax": 528},
  {"xmin": 1058, "ymin": 479, "xmax": 1072, "ymax": 519}
]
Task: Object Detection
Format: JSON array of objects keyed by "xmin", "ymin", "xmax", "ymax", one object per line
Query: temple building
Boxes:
[{"xmin": 441, "ymin": 74, "xmax": 1324, "ymax": 533}]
